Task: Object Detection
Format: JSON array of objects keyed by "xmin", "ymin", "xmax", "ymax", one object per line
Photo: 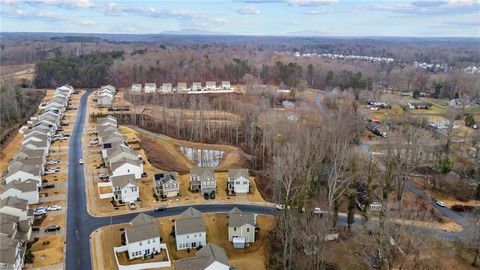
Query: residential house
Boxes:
[
  {"xmin": 97, "ymin": 115, "xmax": 117, "ymax": 126},
  {"xmin": 22, "ymin": 133, "xmax": 50, "ymax": 148},
  {"xmin": 174, "ymin": 243, "xmax": 230, "ymax": 270},
  {"xmin": 110, "ymin": 158, "xmax": 144, "ymax": 179},
  {"xmin": 8, "ymin": 158, "xmax": 45, "ymax": 175},
  {"xmin": 153, "ymin": 172, "xmax": 179, "ymax": 199},
  {"xmin": 0, "ymin": 212, "xmax": 32, "ymax": 242},
  {"xmin": 177, "ymin": 82, "xmax": 188, "ymax": 92},
  {"xmin": 101, "ymin": 141, "xmax": 128, "ymax": 160},
  {"xmin": 106, "ymin": 145, "xmax": 139, "ymax": 165},
  {"xmin": 0, "ymin": 180, "xmax": 39, "ymax": 205},
  {"xmin": 22, "ymin": 140, "xmax": 49, "ymax": 154},
  {"xmin": 189, "ymin": 167, "xmax": 216, "ymax": 196},
  {"xmin": 13, "ymin": 149, "xmax": 47, "ymax": 167},
  {"xmin": 101, "ymin": 84, "xmax": 116, "ymax": 94},
  {"xmin": 175, "ymin": 207, "xmax": 206, "ymax": 250},
  {"xmin": 449, "ymin": 98, "xmax": 466, "ymax": 109},
  {"xmin": 227, "ymin": 169, "xmax": 249, "ymax": 195},
  {"xmin": 0, "ymin": 197, "xmax": 32, "ymax": 221},
  {"xmin": 125, "ymin": 213, "xmax": 161, "ymax": 259},
  {"xmin": 131, "ymin": 84, "xmax": 142, "ymax": 92},
  {"xmin": 111, "ymin": 174, "xmax": 139, "ymax": 205},
  {"xmin": 205, "ymin": 81, "xmax": 216, "ymax": 90},
  {"xmin": 4, "ymin": 163, "xmax": 41, "ymax": 186},
  {"xmin": 221, "ymin": 81, "xmax": 230, "ymax": 90},
  {"xmin": 228, "ymin": 207, "xmax": 256, "ymax": 245},
  {"xmin": 144, "ymin": 83, "xmax": 157, "ymax": 93},
  {"xmin": 161, "ymin": 83, "xmax": 172, "ymax": 93},
  {"xmin": 97, "ymin": 91, "xmax": 113, "ymax": 107},
  {"xmin": 192, "ymin": 82, "xmax": 202, "ymax": 91},
  {"xmin": 0, "ymin": 235, "xmax": 24, "ymax": 270}
]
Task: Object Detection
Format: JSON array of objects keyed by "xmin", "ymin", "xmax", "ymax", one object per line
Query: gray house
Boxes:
[
  {"xmin": 174, "ymin": 243, "xmax": 230, "ymax": 270},
  {"xmin": 189, "ymin": 167, "xmax": 216, "ymax": 197},
  {"xmin": 153, "ymin": 172, "xmax": 179, "ymax": 199},
  {"xmin": 174, "ymin": 207, "xmax": 206, "ymax": 250}
]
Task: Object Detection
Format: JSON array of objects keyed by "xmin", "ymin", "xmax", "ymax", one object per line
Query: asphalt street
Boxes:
[{"xmin": 65, "ymin": 90, "xmax": 468, "ymax": 270}]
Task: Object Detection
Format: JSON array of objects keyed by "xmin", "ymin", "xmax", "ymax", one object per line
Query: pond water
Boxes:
[{"xmin": 179, "ymin": 146, "xmax": 224, "ymax": 167}]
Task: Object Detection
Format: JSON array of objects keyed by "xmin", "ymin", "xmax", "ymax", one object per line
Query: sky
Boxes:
[{"xmin": 0, "ymin": 0, "xmax": 479, "ymax": 37}]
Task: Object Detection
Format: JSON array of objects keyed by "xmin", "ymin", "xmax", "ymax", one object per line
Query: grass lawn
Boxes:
[{"xmin": 31, "ymin": 235, "xmax": 65, "ymax": 268}]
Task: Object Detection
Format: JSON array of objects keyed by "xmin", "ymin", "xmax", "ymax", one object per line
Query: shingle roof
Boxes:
[
  {"xmin": 8, "ymin": 158, "xmax": 43, "ymax": 170},
  {"xmin": 174, "ymin": 243, "xmax": 229, "ymax": 270},
  {"xmin": 126, "ymin": 213, "xmax": 159, "ymax": 243},
  {"xmin": 228, "ymin": 169, "xmax": 249, "ymax": 180},
  {"xmin": 0, "ymin": 235, "xmax": 21, "ymax": 265},
  {"xmin": 6, "ymin": 163, "xmax": 40, "ymax": 177},
  {"xmin": 190, "ymin": 167, "xmax": 215, "ymax": 180},
  {"xmin": 154, "ymin": 172, "xmax": 178, "ymax": 184},
  {"xmin": 110, "ymin": 174, "xmax": 137, "ymax": 189},
  {"xmin": 228, "ymin": 208, "xmax": 256, "ymax": 227},
  {"xmin": 175, "ymin": 207, "xmax": 205, "ymax": 235},
  {"xmin": 106, "ymin": 145, "xmax": 136, "ymax": 160},
  {"xmin": 14, "ymin": 149, "xmax": 45, "ymax": 160},
  {"xmin": 110, "ymin": 158, "xmax": 142, "ymax": 172},
  {"xmin": 0, "ymin": 213, "xmax": 19, "ymax": 237},
  {"xmin": 0, "ymin": 197, "xmax": 29, "ymax": 211},
  {"xmin": 3, "ymin": 180, "xmax": 37, "ymax": 193}
]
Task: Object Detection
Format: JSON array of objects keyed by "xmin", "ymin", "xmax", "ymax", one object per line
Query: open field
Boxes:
[
  {"xmin": 30, "ymin": 235, "xmax": 65, "ymax": 268},
  {"xmin": 90, "ymin": 213, "xmax": 273, "ymax": 270}
]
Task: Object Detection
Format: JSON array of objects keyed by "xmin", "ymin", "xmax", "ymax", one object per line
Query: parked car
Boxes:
[
  {"xmin": 41, "ymin": 183, "xmax": 55, "ymax": 189},
  {"xmin": 275, "ymin": 204, "xmax": 284, "ymax": 210},
  {"xmin": 46, "ymin": 160, "xmax": 60, "ymax": 165},
  {"xmin": 154, "ymin": 205, "xmax": 167, "ymax": 212},
  {"xmin": 99, "ymin": 174, "xmax": 110, "ymax": 180},
  {"xmin": 47, "ymin": 205, "xmax": 62, "ymax": 211},
  {"xmin": 436, "ymin": 200, "xmax": 446, "ymax": 207},
  {"xmin": 79, "ymin": 159, "xmax": 84, "ymax": 164},
  {"xmin": 89, "ymin": 140, "xmax": 98, "ymax": 145},
  {"xmin": 34, "ymin": 207, "xmax": 47, "ymax": 215},
  {"xmin": 45, "ymin": 225, "xmax": 61, "ymax": 232},
  {"xmin": 313, "ymin": 207, "xmax": 326, "ymax": 217},
  {"xmin": 44, "ymin": 170, "xmax": 56, "ymax": 175},
  {"xmin": 128, "ymin": 202, "xmax": 136, "ymax": 210}
]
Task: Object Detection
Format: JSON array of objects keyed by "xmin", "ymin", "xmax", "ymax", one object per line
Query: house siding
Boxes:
[
  {"xmin": 228, "ymin": 224, "xmax": 255, "ymax": 243},
  {"xmin": 127, "ymin": 236, "xmax": 161, "ymax": 259}
]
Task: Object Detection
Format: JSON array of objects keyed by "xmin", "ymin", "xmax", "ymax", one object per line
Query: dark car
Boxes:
[
  {"xmin": 45, "ymin": 225, "xmax": 61, "ymax": 232},
  {"xmin": 42, "ymin": 183, "xmax": 55, "ymax": 189},
  {"xmin": 154, "ymin": 206, "xmax": 167, "ymax": 212}
]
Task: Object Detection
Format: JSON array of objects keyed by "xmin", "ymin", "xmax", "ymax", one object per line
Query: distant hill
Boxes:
[{"xmin": 159, "ymin": 28, "xmax": 231, "ymax": 36}]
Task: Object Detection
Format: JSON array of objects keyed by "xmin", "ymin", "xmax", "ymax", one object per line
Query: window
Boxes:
[
  {"xmin": 236, "ymin": 181, "xmax": 240, "ymax": 185},
  {"xmin": 194, "ymin": 234, "xmax": 197, "ymax": 237},
  {"xmin": 247, "ymin": 228, "xmax": 250, "ymax": 232},
  {"xmin": 234, "ymin": 227, "xmax": 237, "ymax": 231},
  {"xmin": 147, "ymin": 240, "xmax": 150, "ymax": 244},
  {"xmin": 139, "ymin": 241, "xmax": 142, "ymax": 246},
  {"xmin": 243, "ymin": 181, "xmax": 248, "ymax": 185},
  {"xmin": 152, "ymin": 239, "xmax": 155, "ymax": 243},
  {"xmin": 187, "ymin": 235, "xmax": 189, "ymax": 238}
]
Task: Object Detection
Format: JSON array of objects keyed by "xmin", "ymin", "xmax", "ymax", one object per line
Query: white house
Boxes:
[
  {"xmin": 221, "ymin": 81, "xmax": 231, "ymax": 90},
  {"xmin": 131, "ymin": 84, "xmax": 142, "ymax": 92},
  {"xmin": 5, "ymin": 163, "xmax": 41, "ymax": 186},
  {"xmin": 97, "ymin": 92, "xmax": 113, "ymax": 107},
  {"xmin": 228, "ymin": 207, "xmax": 256, "ymax": 244},
  {"xmin": 111, "ymin": 174, "xmax": 139, "ymax": 205},
  {"xmin": 0, "ymin": 197, "xmax": 32, "ymax": 221},
  {"xmin": 161, "ymin": 83, "xmax": 172, "ymax": 93},
  {"xmin": 227, "ymin": 169, "xmax": 249, "ymax": 195},
  {"xmin": 175, "ymin": 207, "xmax": 206, "ymax": 250},
  {"xmin": 8, "ymin": 158, "xmax": 44, "ymax": 176},
  {"xmin": 111, "ymin": 158, "xmax": 144, "ymax": 179},
  {"xmin": 125, "ymin": 213, "xmax": 161, "ymax": 259},
  {"xmin": 144, "ymin": 83, "xmax": 157, "ymax": 93},
  {"xmin": 177, "ymin": 82, "xmax": 188, "ymax": 92},
  {"xmin": 174, "ymin": 243, "xmax": 230, "ymax": 270},
  {"xmin": 205, "ymin": 81, "xmax": 216, "ymax": 90},
  {"xmin": 0, "ymin": 180, "xmax": 39, "ymax": 205},
  {"xmin": 192, "ymin": 82, "xmax": 202, "ymax": 91}
]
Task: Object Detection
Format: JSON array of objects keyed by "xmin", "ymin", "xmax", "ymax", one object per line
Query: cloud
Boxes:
[
  {"xmin": 372, "ymin": 0, "xmax": 480, "ymax": 15},
  {"xmin": 235, "ymin": 5, "xmax": 261, "ymax": 14},
  {"xmin": 302, "ymin": 8, "xmax": 333, "ymax": 14},
  {"xmin": 288, "ymin": 0, "xmax": 338, "ymax": 6},
  {"xmin": 234, "ymin": 0, "xmax": 282, "ymax": 3},
  {"xmin": 24, "ymin": 0, "xmax": 94, "ymax": 9}
]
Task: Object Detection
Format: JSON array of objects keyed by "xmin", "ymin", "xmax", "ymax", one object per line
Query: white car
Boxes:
[
  {"xmin": 275, "ymin": 204, "xmax": 284, "ymax": 210},
  {"xmin": 436, "ymin": 200, "xmax": 446, "ymax": 207},
  {"xmin": 79, "ymin": 159, "xmax": 84, "ymax": 164},
  {"xmin": 46, "ymin": 160, "xmax": 60, "ymax": 165},
  {"xmin": 34, "ymin": 207, "xmax": 47, "ymax": 215},
  {"xmin": 313, "ymin": 207, "xmax": 326, "ymax": 215},
  {"xmin": 47, "ymin": 205, "xmax": 62, "ymax": 211}
]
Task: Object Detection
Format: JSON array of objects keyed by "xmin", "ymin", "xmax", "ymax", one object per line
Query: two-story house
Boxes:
[
  {"xmin": 111, "ymin": 174, "xmax": 139, "ymax": 205},
  {"xmin": 175, "ymin": 207, "xmax": 206, "ymax": 250},
  {"xmin": 125, "ymin": 213, "xmax": 161, "ymax": 260},
  {"xmin": 0, "ymin": 180, "xmax": 39, "ymax": 204},
  {"xmin": 190, "ymin": 167, "xmax": 216, "ymax": 197},
  {"xmin": 110, "ymin": 158, "xmax": 144, "ymax": 179},
  {"xmin": 227, "ymin": 168, "xmax": 250, "ymax": 195},
  {"xmin": 228, "ymin": 207, "xmax": 256, "ymax": 245},
  {"xmin": 153, "ymin": 172, "xmax": 179, "ymax": 199}
]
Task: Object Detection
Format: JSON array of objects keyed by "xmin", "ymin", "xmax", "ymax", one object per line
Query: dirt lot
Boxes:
[
  {"xmin": 0, "ymin": 131, "xmax": 23, "ymax": 175},
  {"xmin": 39, "ymin": 213, "xmax": 65, "ymax": 229},
  {"xmin": 90, "ymin": 213, "xmax": 273, "ymax": 270},
  {"xmin": 30, "ymin": 235, "xmax": 65, "ymax": 268}
]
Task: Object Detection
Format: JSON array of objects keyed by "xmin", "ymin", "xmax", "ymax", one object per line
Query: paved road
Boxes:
[
  {"xmin": 65, "ymin": 91, "xmax": 277, "ymax": 270},
  {"xmin": 65, "ymin": 90, "xmax": 468, "ymax": 270}
]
